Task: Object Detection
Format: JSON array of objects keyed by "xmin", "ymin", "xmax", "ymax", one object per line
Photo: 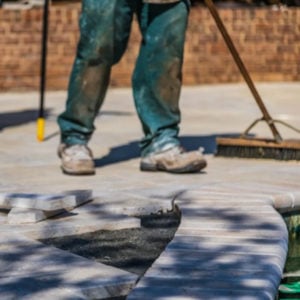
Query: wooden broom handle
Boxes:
[{"xmin": 204, "ymin": 0, "xmax": 282, "ymax": 142}]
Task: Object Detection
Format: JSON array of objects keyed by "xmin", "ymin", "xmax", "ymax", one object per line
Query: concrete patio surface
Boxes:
[{"xmin": 1, "ymin": 82, "xmax": 300, "ymax": 299}]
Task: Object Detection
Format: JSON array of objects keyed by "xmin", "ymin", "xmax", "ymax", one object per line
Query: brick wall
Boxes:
[{"xmin": 0, "ymin": 3, "xmax": 299, "ymax": 91}]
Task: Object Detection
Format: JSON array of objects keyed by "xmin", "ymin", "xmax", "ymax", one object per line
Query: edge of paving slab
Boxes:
[{"xmin": 128, "ymin": 189, "xmax": 299, "ymax": 299}]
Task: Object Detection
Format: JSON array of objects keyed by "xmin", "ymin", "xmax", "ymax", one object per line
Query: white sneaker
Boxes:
[
  {"xmin": 58, "ymin": 144, "xmax": 95, "ymax": 175},
  {"xmin": 140, "ymin": 146, "xmax": 207, "ymax": 173}
]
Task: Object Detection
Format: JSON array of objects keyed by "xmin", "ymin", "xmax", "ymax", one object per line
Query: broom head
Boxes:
[{"xmin": 216, "ymin": 137, "xmax": 300, "ymax": 161}]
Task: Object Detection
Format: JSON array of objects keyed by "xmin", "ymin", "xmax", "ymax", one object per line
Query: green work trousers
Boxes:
[{"xmin": 57, "ymin": 0, "xmax": 190, "ymax": 156}]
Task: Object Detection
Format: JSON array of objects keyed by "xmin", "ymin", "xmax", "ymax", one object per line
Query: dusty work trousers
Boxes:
[{"xmin": 57, "ymin": 0, "xmax": 189, "ymax": 156}]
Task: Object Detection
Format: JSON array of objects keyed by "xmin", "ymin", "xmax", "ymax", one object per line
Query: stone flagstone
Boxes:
[
  {"xmin": 0, "ymin": 233, "xmax": 138, "ymax": 299},
  {"xmin": 2, "ymin": 190, "xmax": 93, "ymax": 224},
  {"xmin": 0, "ymin": 189, "xmax": 92, "ymax": 211},
  {"xmin": 7, "ymin": 207, "xmax": 63, "ymax": 224}
]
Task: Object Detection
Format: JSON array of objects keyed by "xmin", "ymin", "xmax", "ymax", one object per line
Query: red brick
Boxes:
[{"xmin": 0, "ymin": 4, "xmax": 300, "ymax": 91}]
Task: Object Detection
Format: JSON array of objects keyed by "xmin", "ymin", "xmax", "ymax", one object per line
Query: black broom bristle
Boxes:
[{"xmin": 216, "ymin": 138, "xmax": 300, "ymax": 161}]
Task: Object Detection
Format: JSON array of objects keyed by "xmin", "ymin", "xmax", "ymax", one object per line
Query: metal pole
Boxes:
[{"xmin": 37, "ymin": 0, "xmax": 50, "ymax": 141}]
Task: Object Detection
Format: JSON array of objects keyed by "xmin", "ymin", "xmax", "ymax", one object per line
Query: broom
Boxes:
[
  {"xmin": 204, "ymin": 0, "xmax": 300, "ymax": 160},
  {"xmin": 37, "ymin": 0, "xmax": 50, "ymax": 142}
]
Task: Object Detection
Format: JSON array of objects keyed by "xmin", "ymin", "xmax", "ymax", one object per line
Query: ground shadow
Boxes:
[
  {"xmin": 94, "ymin": 141, "xmax": 140, "ymax": 167},
  {"xmin": 0, "ymin": 109, "xmax": 50, "ymax": 131},
  {"xmin": 94, "ymin": 133, "xmax": 241, "ymax": 168}
]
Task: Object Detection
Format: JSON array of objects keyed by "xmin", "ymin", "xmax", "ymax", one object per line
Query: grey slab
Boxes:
[
  {"xmin": 176, "ymin": 227, "xmax": 288, "ymax": 240},
  {"xmin": 178, "ymin": 218, "xmax": 285, "ymax": 232},
  {"xmin": 0, "ymin": 234, "xmax": 138, "ymax": 299},
  {"xmin": 0, "ymin": 213, "xmax": 141, "ymax": 240},
  {"xmin": 7, "ymin": 207, "xmax": 65, "ymax": 224},
  {"xmin": 183, "ymin": 200, "xmax": 280, "ymax": 212},
  {"xmin": 188, "ymin": 191, "xmax": 300, "ymax": 213},
  {"xmin": 0, "ymin": 189, "xmax": 92, "ymax": 211},
  {"xmin": 143, "ymin": 264, "xmax": 282, "ymax": 279},
  {"xmin": 174, "ymin": 231, "xmax": 286, "ymax": 246},
  {"xmin": 133, "ymin": 276, "xmax": 278, "ymax": 293},
  {"xmin": 154, "ymin": 249, "xmax": 285, "ymax": 272},
  {"xmin": 185, "ymin": 190, "xmax": 275, "ymax": 201},
  {"xmin": 273, "ymin": 192, "xmax": 300, "ymax": 212},
  {"xmin": 128, "ymin": 286, "xmax": 273, "ymax": 300},
  {"xmin": 166, "ymin": 236, "xmax": 287, "ymax": 257},
  {"xmin": 205, "ymin": 182, "xmax": 298, "ymax": 196},
  {"xmin": 78, "ymin": 195, "xmax": 173, "ymax": 217}
]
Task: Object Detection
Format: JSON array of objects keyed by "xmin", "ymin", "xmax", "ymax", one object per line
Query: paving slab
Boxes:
[
  {"xmin": 0, "ymin": 190, "xmax": 92, "ymax": 211},
  {"xmin": 7, "ymin": 207, "xmax": 63, "ymax": 224},
  {"xmin": 0, "ymin": 210, "xmax": 141, "ymax": 240},
  {"xmin": 1, "ymin": 189, "xmax": 93, "ymax": 224},
  {"xmin": 0, "ymin": 234, "xmax": 138, "ymax": 300},
  {"xmin": 1, "ymin": 83, "xmax": 300, "ymax": 299}
]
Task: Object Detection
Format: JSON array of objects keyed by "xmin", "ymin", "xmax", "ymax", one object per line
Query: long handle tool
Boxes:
[
  {"xmin": 37, "ymin": 0, "xmax": 50, "ymax": 142},
  {"xmin": 204, "ymin": 0, "xmax": 282, "ymax": 142},
  {"xmin": 204, "ymin": 0, "xmax": 300, "ymax": 160}
]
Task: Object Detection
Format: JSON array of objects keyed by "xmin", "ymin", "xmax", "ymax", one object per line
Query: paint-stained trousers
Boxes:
[{"xmin": 57, "ymin": 0, "xmax": 190, "ymax": 156}]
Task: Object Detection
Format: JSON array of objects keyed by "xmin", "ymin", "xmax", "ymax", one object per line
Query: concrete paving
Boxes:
[{"xmin": 1, "ymin": 82, "xmax": 300, "ymax": 299}]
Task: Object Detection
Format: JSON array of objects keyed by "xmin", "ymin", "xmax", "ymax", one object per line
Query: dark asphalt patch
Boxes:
[{"xmin": 39, "ymin": 211, "xmax": 180, "ymax": 299}]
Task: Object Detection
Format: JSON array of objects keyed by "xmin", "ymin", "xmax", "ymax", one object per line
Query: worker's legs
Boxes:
[
  {"xmin": 57, "ymin": 0, "xmax": 134, "ymax": 145},
  {"xmin": 133, "ymin": 1, "xmax": 189, "ymax": 157},
  {"xmin": 57, "ymin": 0, "xmax": 135, "ymax": 175}
]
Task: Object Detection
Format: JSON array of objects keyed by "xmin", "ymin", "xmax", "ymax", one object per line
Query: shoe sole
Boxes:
[
  {"xmin": 61, "ymin": 166, "xmax": 95, "ymax": 176},
  {"xmin": 140, "ymin": 160, "xmax": 207, "ymax": 174}
]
